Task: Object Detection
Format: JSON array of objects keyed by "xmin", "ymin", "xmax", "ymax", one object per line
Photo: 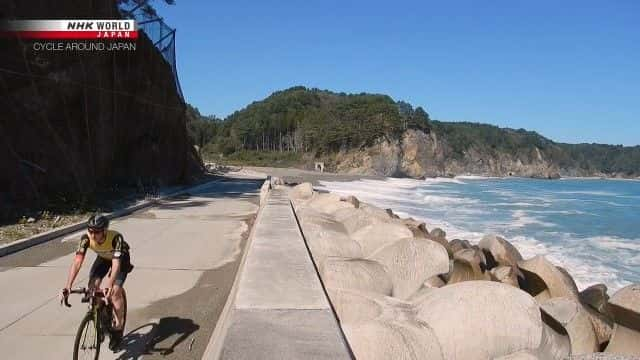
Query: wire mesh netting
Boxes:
[
  {"xmin": 0, "ymin": 0, "xmax": 204, "ymax": 221},
  {"xmin": 118, "ymin": 2, "xmax": 184, "ymax": 101}
]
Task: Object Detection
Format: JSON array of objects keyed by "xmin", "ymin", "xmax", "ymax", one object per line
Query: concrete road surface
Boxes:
[{"xmin": 0, "ymin": 178, "xmax": 262, "ymax": 360}]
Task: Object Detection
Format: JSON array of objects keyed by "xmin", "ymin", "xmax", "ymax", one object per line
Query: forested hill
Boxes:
[
  {"xmin": 221, "ymin": 86, "xmax": 430, "ymax": 153},
  {"xmin": 186, "ymin": 87, "xmax": 640, "ymax": 178}
]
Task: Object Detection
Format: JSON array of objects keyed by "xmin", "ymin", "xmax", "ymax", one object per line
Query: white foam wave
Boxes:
[
  {"xmin": 423, "ymin": 177, "xmax": 466, "ymax": 185},
  {"xmin": 413, "ymin": 216, "xmax": 616, "ymax": 291},
  {"xmin": 383, "ymin": 177, "xmax": 425, "ymax": 188},
  {"xmin": 556, "ymin": 190, "xmax": 621, "ymax": 196},
  {"xmin": 317, "ymin": 176, "xmax": 638, "ymax": 292},
  {"xmin": 423, "ymin": 195, "xmax": 479, "ymax": 205},
  {"xmin": 493, "ymin": 202, "xmax": 547, "ymax": 207},
  {"xmin": 398, "ymin": 205, "xmax": 631, "ymax": 291},
  {"xmin": 318, "ymin": 188, "xmax": 423, "ymax": 207},
  {"xmin": 527, "ymin": 209, "xmax": 589, "ymax": 215},
  {"xmin": 417, "ymin": 189, "xmax": 461, "ymax": 195},
  {"xmin": 511, "ymin": 210, "xmax": 556, "ymax": 228},
  {"xmin": 455, "ymin": 175, "xmax": 500, "ymax": 180},
  {"xmin": 589, "ymin": 236, "xmax": 640, "ymax": 252},
  {"xmin": 483, "ymin": 189, "xmax": 516, "ymax": 197},
  {"xmin": 499, "ymin": 234, "xmax": 632, "ymax": 291},
  {"xmin": 555, "ymin": 198, "xmax": 630, "ymax": 207}
]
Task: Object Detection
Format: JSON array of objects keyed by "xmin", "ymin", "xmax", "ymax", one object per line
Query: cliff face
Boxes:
[
  {"xmin": 0, "ymin": 0, "xmax": 202, "ymax": 217},
  {"xmin": 333, "ymin": 129, "xmax": 599, "ymax": 179}
]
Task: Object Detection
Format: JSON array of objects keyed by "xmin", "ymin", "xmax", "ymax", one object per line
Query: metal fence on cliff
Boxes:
[{"xmin": 118, "ymin": 2, "xmax": 184, "ymax": 102}]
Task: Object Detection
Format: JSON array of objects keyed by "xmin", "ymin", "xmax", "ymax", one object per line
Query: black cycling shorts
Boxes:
[{"xmin": 88, "ymin": 254, "xmax": 132, "ymax": 287}]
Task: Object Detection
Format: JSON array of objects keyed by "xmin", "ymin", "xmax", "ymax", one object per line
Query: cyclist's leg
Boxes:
[
  {"xmin": 111, "ymin": 285, "xmax": 125, "ymax": 330},
  {"xmin": 110, "ymin": 258, "xmax": 129, "ymax": 331},
  {"xmin": 108, "ymin": 268, "xmax": 128, "ymax": 350},
  {"xmin": 88, "ymin": 256, "xmax": 110, "ymax": 290}
]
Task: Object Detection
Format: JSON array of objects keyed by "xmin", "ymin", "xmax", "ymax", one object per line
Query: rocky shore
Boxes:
[
  {"xmin": 331, "ymin": 129, "xmax": 639, "ymax": 180},
  {"xmin": 289, "ymin": 182, "xmax": 640, "ymax": 359}
]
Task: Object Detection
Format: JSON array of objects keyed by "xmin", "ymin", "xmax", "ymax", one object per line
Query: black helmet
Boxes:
[{"xmin": 87, "ymin": 213, "xmax": 109, "ymax": 230}]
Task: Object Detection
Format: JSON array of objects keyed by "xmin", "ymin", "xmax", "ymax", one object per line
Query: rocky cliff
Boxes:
[
  {"xmin": 334, "ymin": 129, "xmax": 606, "ymax": 179},
  {"xmin": 0, "ymin": 0, "xmax": 203, "ymax": 218}
]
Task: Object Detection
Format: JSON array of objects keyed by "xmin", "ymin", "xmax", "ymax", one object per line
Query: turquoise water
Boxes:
[{"xmin": 317, "ymin": 177, "xmax": 640, "ymax": 291}]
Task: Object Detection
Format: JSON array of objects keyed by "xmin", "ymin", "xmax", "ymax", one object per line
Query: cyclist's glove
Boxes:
[{"xmin": 60, "ymin": 288, "xmax": 69, "ymax": 305}]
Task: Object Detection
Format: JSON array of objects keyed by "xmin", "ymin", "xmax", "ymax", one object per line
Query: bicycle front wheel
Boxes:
[{"xmin": 73, "ymin": 312, "xmax": 100, "ymax": 360}]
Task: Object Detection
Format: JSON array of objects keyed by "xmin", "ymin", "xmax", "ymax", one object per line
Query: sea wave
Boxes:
[
  {"xmin": 511, "ymin": 210, "xmax": 556, "ymax": 228},
  {"xmin": 383, "ymin": 178, "xmax": 425, "ymax": 187},
  {"xmin": 316, "ymin": 177, "xmax": 639, "ymax": 291},
  {"xmin": 455, "ymin": 175, "xmax": 501, "ymax": 180},
  {"xmin": 555, "ymin": 198, "xmax": 631, "ymax": 207},
  {"xmin": 555, "ymin": 190, "xmax": 621, "ymax": 196},
  {"xmin": 526, "ymin": 209, "xmax": 589, "ymax": 215},
  {"xmin": 589, "ymin": 236, "xmax": 640, "ymax": 252},
  {"xmin": 483, "ymin": 189, "xmax": 516, "ymax": 197},
  {"xmin": 423, "ymin": 195, "xmax": 479, "ymax": 205},
  {"xmin": 493, "ymin": 202, "xmax": 549, "ymax": 207},
  {"xmin": 423, "ymin": 177, "xmax": 467, "ymax": 185},
  {"xmin": 489, "ymin": 233, "xmax": 631, "ymax": 291},
  {"xmin": 407, "ymin": 214, "xmax": 631, "ymax": 290}
]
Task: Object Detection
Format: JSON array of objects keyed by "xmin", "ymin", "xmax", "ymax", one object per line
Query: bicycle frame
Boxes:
[
  {"xmin": 65, "ymin": 288, "xmax": 114, "ymax": 341},
  {"xmin": 65, "ymin": 286, "xmax": 127, "ymax": 359}
]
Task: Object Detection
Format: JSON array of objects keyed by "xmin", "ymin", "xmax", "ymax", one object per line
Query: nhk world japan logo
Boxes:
[{"xmin": 1, "ymin": 19, "xmax": 138, "ymax": 39}]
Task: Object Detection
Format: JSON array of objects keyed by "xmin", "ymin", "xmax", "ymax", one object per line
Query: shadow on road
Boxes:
[
  {"xmin": 152, "ymin": 179, "xmax": 263, "ymax": 212},
  {"xmin": 116, "ymin": 317, "xmax": 200, "ymax": 359}
]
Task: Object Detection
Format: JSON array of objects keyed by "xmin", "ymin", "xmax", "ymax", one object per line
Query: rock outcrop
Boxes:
[
  {"xmin": 448, "ymin": 248, "xmax": 490, "ymax": 283},
  {"xmin": 605, "ymin": 284, "xmax": 640, "ymax": 356},
  {"xmin": 321, "ymin": 257, "xmax": 394, "ymax": 296},
  {"xmin": 540, "ymin": 298, "xmax": 599, "ymax": 355},
  {"xmin": 369, "ymin": 237, "xmax": 449, "ymax": 300},
  {"xmin": 333, "ymin": 129, "xmax": 564, "ymax": 179},
  {"xmin": 490, "ymin": 265, "xmax": 520, "ymax": 287},
  {"xmin": 479, "ymin": 234, "xmax": 524, "ymax": 272}
]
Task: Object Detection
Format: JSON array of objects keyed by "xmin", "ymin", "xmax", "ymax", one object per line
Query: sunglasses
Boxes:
[{"xmin": 88, "ymin": 228, "xmax": 104, "ymax": 234}]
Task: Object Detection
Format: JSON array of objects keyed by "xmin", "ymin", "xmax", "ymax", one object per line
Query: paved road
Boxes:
[{"xmin": 0, "ymin": 178, "xmax": 262, "ymax": 360}]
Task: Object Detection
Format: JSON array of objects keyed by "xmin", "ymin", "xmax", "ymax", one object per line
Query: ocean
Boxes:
[{"xmin": 317, "ymin": 177, "xmax": 640, "ymax": 292}]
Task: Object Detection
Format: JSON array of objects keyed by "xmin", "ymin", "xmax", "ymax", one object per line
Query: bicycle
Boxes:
[{"xmin": 63, "ymin": 287, "xmax": 128, "ymax": 360}]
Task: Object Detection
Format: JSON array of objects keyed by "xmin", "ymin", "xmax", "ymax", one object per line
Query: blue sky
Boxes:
[{"xmin": 154, "ymin": 0, "xmax": 639, "ymax": 146}]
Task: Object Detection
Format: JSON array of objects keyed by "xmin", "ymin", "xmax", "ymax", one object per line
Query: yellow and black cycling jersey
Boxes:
[{"xmin": 76, "ymin": 230, "xmax": 130, "ymax": 260}]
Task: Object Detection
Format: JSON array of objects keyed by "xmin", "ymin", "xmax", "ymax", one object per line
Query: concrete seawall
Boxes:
[{"xmin": 205, "ymin": 185, "xmax": 352, "ymax": 359}]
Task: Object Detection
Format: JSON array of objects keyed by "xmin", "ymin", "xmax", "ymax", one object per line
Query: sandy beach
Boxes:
[{"xmin": 242, "ymin": 166, "xmax": 383, "ymax": 185}]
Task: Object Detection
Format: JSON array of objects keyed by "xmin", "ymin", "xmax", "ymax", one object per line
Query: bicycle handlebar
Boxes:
[{"xmin": 63, "ymin": 287, "xmax": 107, "ymax": 308}]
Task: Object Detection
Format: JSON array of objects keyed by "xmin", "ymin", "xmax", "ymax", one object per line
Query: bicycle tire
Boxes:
[{"xmin": 73, "ymin": 312, "xmax": 100, "ymax": 360}]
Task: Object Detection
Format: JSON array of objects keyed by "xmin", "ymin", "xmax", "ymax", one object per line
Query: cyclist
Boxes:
[{"xmin": 61, "ymin": 213, "xmax": 133, "ymax": 351}]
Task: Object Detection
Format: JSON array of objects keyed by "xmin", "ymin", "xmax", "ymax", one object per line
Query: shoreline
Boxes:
[
  {"xmin": 315, "ymin": 174, "xmax": 639, "ymax": 292},
  {"xmin": 240, "ymin": 165, "xmax": 640, "ymax": 182},
  {"xmin": 287, "ymin": 180, "xmax": 640, "ymax": 358},
  {"xmin": 242, "ymin": 166, "xmax": 383, "ymax": 185}
]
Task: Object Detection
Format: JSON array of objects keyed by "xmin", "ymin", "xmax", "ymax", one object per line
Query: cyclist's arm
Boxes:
[
  {"xmin": 105, "ymin": 234, "xmax": 125, "ymax": 289},
  {"xmin": 65, "ymin": 253, "xmax": 85, "ymax": 289},
  {"xmin": 105, "ymin": 258, "xmax": 120, "ymax": 289},
  {"xmin": 65, "ymin": 235, "xmax": 89, "ymax": 289}
]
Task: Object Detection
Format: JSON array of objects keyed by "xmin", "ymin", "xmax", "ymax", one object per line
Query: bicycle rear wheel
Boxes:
[{"xmin": 73, "ymin": 312, "xmax": 100, "ymax": 360}]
